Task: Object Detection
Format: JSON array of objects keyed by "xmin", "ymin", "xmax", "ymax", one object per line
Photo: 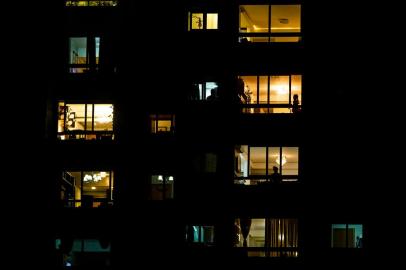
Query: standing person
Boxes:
[{"xmin": 269, "ymin": 166, "xmax": 282, "ymax": 184}]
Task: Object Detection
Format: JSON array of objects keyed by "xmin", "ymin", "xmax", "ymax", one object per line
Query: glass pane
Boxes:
[
  {"xmin": 249, "ymin": 147, "xmax": 266, "ymax": 176},
  {"xmin": 291, "ymin": 75, "xmax": 302, "ymax": 110},
  {"xmin": 268, "ymin": 218, "xmax": 298, "ymax": 256},
  {"xmin": 240, "ymin": 76, "xmax": 257, "ymax": 104},
  {"xmin": 348, "ymin": 224, "xmax": 363, "ymax": 248},
  {"xmin": 235, "ymin": 145, "xmax": 248, "ymax": 177},
  {"xmin": 65, "ymin": 104, "xmax": 86, "ymax": 131},
  {"xmin": 82, "ymin": 171, "xmax": 111, "ymax": 208},
  {"xmin": 165, "ymin": 176, "xmax": 174, "ymax": 199},
  {"xmin": 205, "ymin": 153, "xmax": 217, "ymax": 173},
  {"xmin": 258, "ymin": 76, "xmax": 268, "ymax": 106},
  {"xmin": 94, "ymin": 104, "xmax": 114, "ymax": 131},
  {"xmin": 270, "ymin": 76, "xmax": 290, "ymax": 104},
  {"xmin": 191, "ymin": 13, "xmax": 204, "ymax": 29},
  {"xmin": 240, "ymin": 5, "xmax": 269, "ymax": 33},
  {"xmin": 61, "ymin": 172, "xmax": 79, "ymax": 207},
  {"xmin": 95, "ymin": 37, "xmax": 100, "ymax": 65},
  {"xmin": 151, "ymin": 115, "xmax": 157, "ymax": 133},
  {"xmin": 83, "ymin": 239, "xmax": 110, "ymax": 252},
  {"xmin": 271, "ymin": 5, "xmax": 301, "ymax": 33},
  {"xmin": 249, "ymin": 219, "xmax": 265, "ymax": 247},
  {"xmin": 201, "ymin": 226, "xmax": 215, "ymax": 243},
  {"xmin": 332, "ymin": 224, "xmax": 347, "ymax": 248},
  {"xmin": 65, "ymin": 171, "xmax": 82, "ymax": 208},
  {"xmin": 272, "ymin": 37, "xmax": 301, "ymax": 42},
  {"xmin": 158, "ymin": 120, "xmax": 172, "ymax": 132},
  {"xmin": 267, "ymin": 147, "xmax": 280, "ymax": 176},
  {"xmin": 86, "ymin": 104, "xmax": 93, "ymax": 131},
  {"xmin": 207, "ymin": 13, "xmax": 218, "ymax": 29},
  {"xmin": 69, "ymin": 37, "xmax": 87, "ymax": 64},
  {"xmin": 282, "ymin": 147, "xmax": 299, "ymax": 176},
  {"xmin": 151, "ymin": 175, "xmax": 164, "ymax": 200},
  {"xmin": 58, "ymin": 102, "xmax": 65, "ymax": 135},
  {"xmin": 205, "ymin": 82, "xmax": 218, "ymax": 100}
]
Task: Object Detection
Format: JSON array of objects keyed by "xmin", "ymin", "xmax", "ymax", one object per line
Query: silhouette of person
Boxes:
[
  {"xmin": 356, "ymin": 236, "xmax": 363, "ymax": 248},
  {"xmin": 292, "ymin": 94, "xmax": 301, "ymax": 113},
  {"xmin": 207, "ymin": 88, "xmax": 217, "ymax": 101},
  {"xmin": 269, "ymin": 166, "xmax": 282, "ymax": 184}
]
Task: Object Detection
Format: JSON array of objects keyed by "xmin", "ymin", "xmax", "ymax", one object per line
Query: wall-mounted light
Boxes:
[{"xmin": 276, "ymin": 155, "xmax": 287, "ymax": 166}]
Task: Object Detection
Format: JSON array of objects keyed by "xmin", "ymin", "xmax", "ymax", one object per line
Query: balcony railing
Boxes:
[
  {"xmin": 238, "ymin": 32, "xmax": 302, "ymax": 43},
  {"xmin": 65, "ymin": 0, "xmax": 118, "ymax": 7},
  {"xmin": 234, "ymin": 247, "xmax": 299, "ymax": 257},
  {"xmin": 62, "ymin": 199, "xmax": 114, "ymax": 208},
  {"xmin": 58, "ymin": 131, "xmax": 114, "ymax": 141},
  {"xmin": 234, "ymin": 175, "xmax": 298, "ymax": 185},
  {"xmin": 241, "ymin": 103, "xmax": 302, "ymax": 114}
]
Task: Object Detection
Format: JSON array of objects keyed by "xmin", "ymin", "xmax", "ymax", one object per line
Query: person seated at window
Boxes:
[{"xmin": 207, "ymin": 88, "xmax": 218, "ymax": 101}]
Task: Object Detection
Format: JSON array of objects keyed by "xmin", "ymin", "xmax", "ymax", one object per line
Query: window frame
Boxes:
[
  {"xmin": 149, "ymin": 174, "xmax": 175, "ymax": 200},
  {"xmin": 238, "ymin": 4, "xmax": 302, "ymax": 43},
  {"xmin": 68, "ymin": 36, "xmax": 101, "ymax": 74},
  {"xmin": 60, "ymin": 170, "xmax": 114, "ymax": 208},
  {"xmin": 57, "ymin": 102, "xmax": 114, "ymax": 140},
  {"xmin": 234, "ymin": 145, "xmax": 299, "ymax": 185},
  {"xmin": 188, "ymin": 11, "xmax": 219, "ymax": 31},
  {"xmin": 331, "ymin": 223, "xmax": 364, "ymax": 248},
  {"xmin": 238, "ymin": 75, "xmax": 302, "ymax": 114}
]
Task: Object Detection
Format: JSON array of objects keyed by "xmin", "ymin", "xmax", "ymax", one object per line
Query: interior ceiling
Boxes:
[
  {"xmin": 242, "ymin": 5, "xmax": 300, "ymax": 29},
  {"xmin": 67, "ymin": 171, "xmax": 110, "ymax": 187},
  {"xmin": 249, "ymin": 147, "xmax": 298, "ymax": 162}
]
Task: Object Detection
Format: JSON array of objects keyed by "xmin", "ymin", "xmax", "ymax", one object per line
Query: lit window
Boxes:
[
  {"xmin": 188, "ymin": 12, "xmax": 219, "ymax": 31},
  {"xmin": 238, "ymin": 75, "xmax": 302, "ymax": 113},
  {"xmin": 234, "ymin": 218, "xmax": 299, "ymax": 257},
  {"xmin": 150, "ymin": 114, "xmax": 175, "ymax": 134},
  {"xmin": 234, "ymin": 146, "xmax": 298, "ymax": 185},
  {"xmin": 57, "ymin": 102, "xmax": 114, "ymax": 140},
  {"xmin": 190, "ymin": 82, "xmax": 219, "ymax": 101},
  {"xmin": 69, "ymin": 37, "xmax": 100, "ymax": 73},
  {"xmin": 65, "ymin": 0, "xmax": 118, "ymax": 7},
  {"xmin": 60, "ymin": 171, "xmax": 114, "ymax": 208},
  {"xmin": 186, "ymin": 225, "xmax": 215, "ymax": 245},
  {"xmin": 332, "ymin": 224, "xmax": 363, "ymax": 248},
  {"xmin": 239, "ymin": 5, "xmax": 301, "ymax": 43}
]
